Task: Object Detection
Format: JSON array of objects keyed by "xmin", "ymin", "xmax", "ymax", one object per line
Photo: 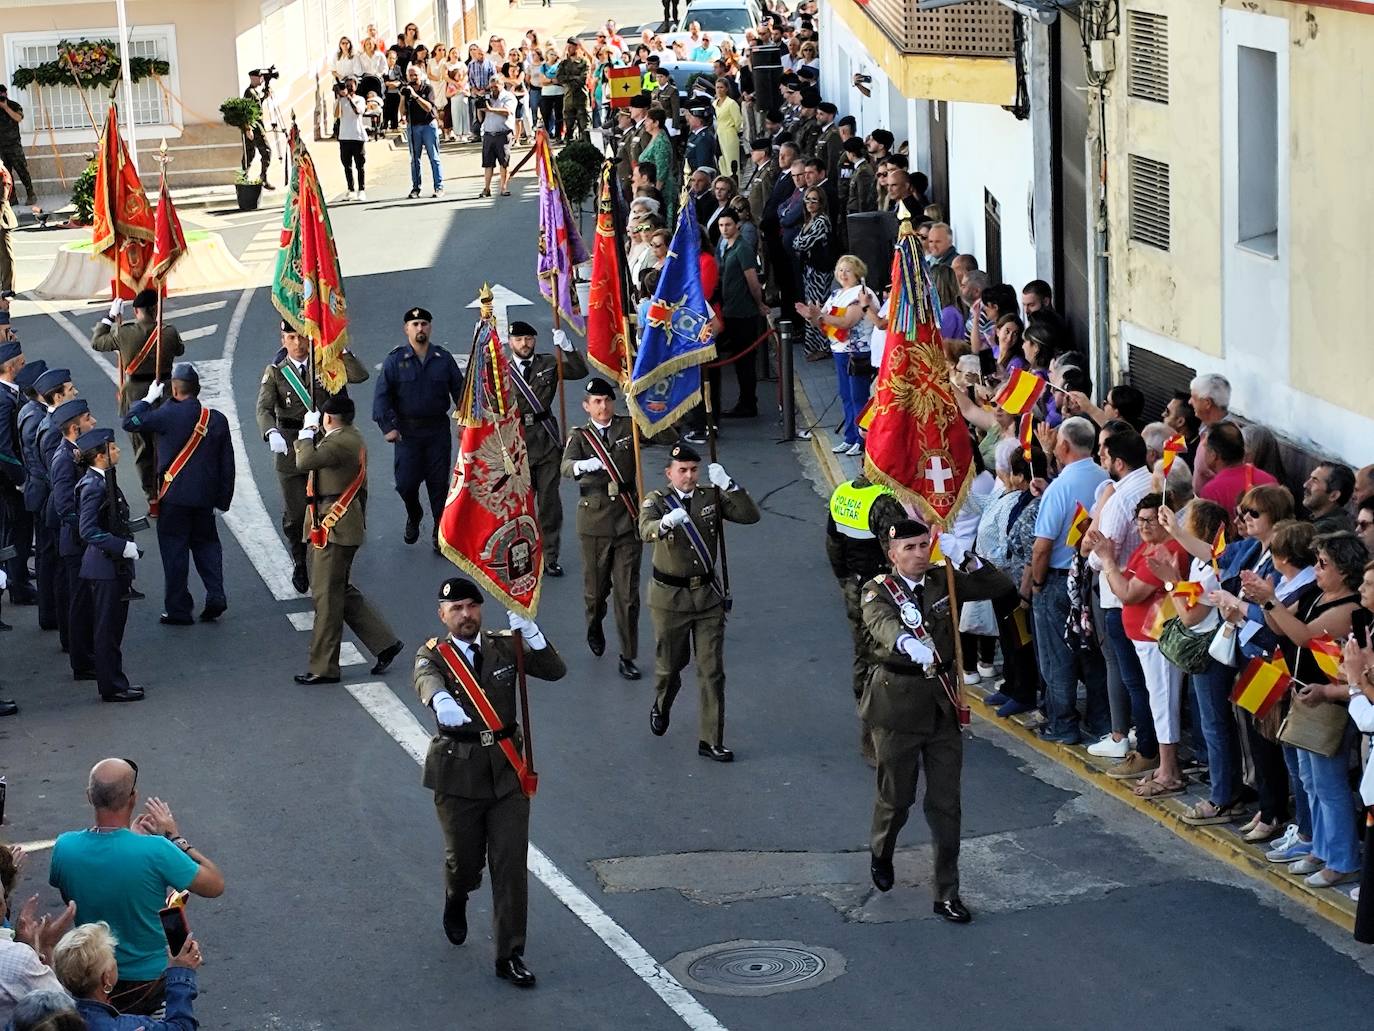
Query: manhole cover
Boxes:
[{"xmin": 666, "ymin": 939, "xmax": 845, "ymax": 997}]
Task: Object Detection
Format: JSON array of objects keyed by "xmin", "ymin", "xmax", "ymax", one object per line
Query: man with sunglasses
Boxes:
[{"xmin": 48, "ymin": 758, "xmax": 224, "ymax": 1016}]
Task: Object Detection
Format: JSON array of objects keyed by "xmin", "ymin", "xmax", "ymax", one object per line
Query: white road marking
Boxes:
[
  {"xmin": 287, "ymin": 611, "xmax": 314, "ymax": 631},
  {"xmin": 339, "ymin": 642, "xmax": 367, "ymax": 667},
  {"xmin": 345, "ymin": 682, "xmax": 728, "ymax": 1031},
  {"xmin": 163, "ymin": 300, "xmax": 229, "ymax": 319},
  {"xmin": 180, "ymin": 325, "xmax": 219, "ymax": 342}
]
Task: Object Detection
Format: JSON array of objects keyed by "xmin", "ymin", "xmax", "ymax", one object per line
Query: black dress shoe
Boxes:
[
  {"xmin": 159, "ymin": 614, "xmax": 194, "ymax": 626},
  {"xmin": 495, "ymin": 955, "xmax": 536, "ymax": 988},
  {"xmin": 0, "ymin": 619, "xmax": 12, "ymax": 631},
  {"xmin": 126, "ymin": 586, "xmax": 145, "ymax": 600},
  {"xmin": 649, "ymin": 705, "xmax": 668, "ymax": 736},
  {"xmin": 403, "ymin": 515, "xmax": 420, "ymax": 544},
  {"xmin": 72, "ymin": 669, "xmax": 97, "ymax": 681},
  {"xmin": 371, "ymin": 640, "xmax": 404, "ymax": 675},
  {"xmin": 442, "ymin": 893, "xmax": 467, "ymax": 945},
  {"xmin": 101, "ymin": 687, "xmax": 145, "ymax": 703},
  {"xmin": 587, "ymin": 623, "xmax": 605, "ymax": 657},
  {"xmin": 934, "ymin": 898, "xmax": 972, "ymax": 923},
  {"xmin": 617, "ymin": 656, "xmax": 641, "ymax": 680},
  {"xmin": 0, "ymin": 699, "xmax": 17, "ymax": 717},
  {"xmin": 294, "ymin": 673, "xmax": 341, "ymax": 685},
  {"xmin": 870, "ymin": 854, "xmax": 895, "ymax": 892},
  {"xmin": 720, "ymin": 406, "xmax": 758, "ymax": 419},
  {"xmin": 7, "ymin": 589, "xmax": 37, "ymax": 605},
  {"xmin": 199, "ymin": 601, "xmax": 227, "ymax": 622},
  {"xmin": 697, "ymin": 741, "xmax": 734, "ymax": 762},
  {"xmin": 291, "ymin": 563, "xmax": 310, "ymax": 594},
  {"xmin": 545, "ymin": 562, "xmax": 564, "ymax": 577}
]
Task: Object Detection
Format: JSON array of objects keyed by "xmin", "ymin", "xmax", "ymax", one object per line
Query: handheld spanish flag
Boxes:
[
  {"xmin": 1230, "ymin": 655, "xmax": 1292, "ymax": 718},
  {"xmin": 1171, "ymin": 581, "xmax": 1204, "ymax": 609},
  {"xmin": 607, "ymin": 66, "xmax": 641, "ymax": 108},
  {"xmin": 1211, "ymin": 525, "xmax": 1227, "ymax": 573},
  {"xmin": 1018, "ymin": 412, "xmax": 1034, "ymax": 462},
  {"xmin": 1306, "ymin": 635, "xmax": 1343, "ymax": 682},
  {"xmin": 1161, "ymin": 434, "xmax": 1186, "ymax": 475},
  {"xmin": 856, "ymin": 396, "xmax": 875, "ymax": 432},
  {"xmin": 993, "ymin": 369, "xmax": 1047, "ymax": 416},
  {"xmin": 1143, "ymin": 594, "xmax": 1180, "ymax": 641},
  {"xmin": 820, "ymin": 305, "xmax": 849, "ymax": 345},
  {"xmin": 1065, "ymin": 501, "xmax": 1091, "ymax": 548}
]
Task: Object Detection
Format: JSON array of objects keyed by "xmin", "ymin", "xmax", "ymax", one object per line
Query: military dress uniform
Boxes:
[
  {"xmin": 845, "ymin": 158, "xmax": 878, "ymax": 216},
  {"xmin": 794, "ymin": 114, "xmax": 821, "ymax": 164},
  {"xmin": 860, "ymin": 522, "xmax": 1012, "ymax": 916},
  {"xmin": 561, "ymin": 383, "xmax": 642, "ymax": 676},
  {"xmin": 47, "ymin": 399, "xmax": 93, "ymax": 676},
  {"xmin": 257, "ymin": 337, "xmax": 368, "ymax": 590},
  {"xmin": 813, "ymin": 113, "xmax": 844, "ymax": 185},
  {"xmin": 122, "ymin": 366, "xmax": 235, "ymax": 624},
  {"xmin": 0, "ymin": 342, "xmax": 32, "ymax": 605},
  {"xmin": 651, "ymin": 79, "xmax": 681, "ymax": 137},
  {"xmin": 638, "ymin": 446, "xmax": 760, "ymax": 758},
  {"xmin": 90, "ymin": 299, "xmax": 185, "ymax": 501},
  {"xmin": 617, "ymin": 113, "xmax": 649, "ymax": 198},
  {"xmin": 18, "ymin": 363, "xmax": 59, "ymax": 629}
]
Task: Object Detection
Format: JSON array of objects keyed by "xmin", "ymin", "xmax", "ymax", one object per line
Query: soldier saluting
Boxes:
[
  {"xmin": 860, "ymin": 518, "xmax": 1013, "ymax": 922},
  {"xmin": 414, "ymin": 577, "xmax": 565, "ymax": 989},
  {"xmin": 561, "ymin": 377, "xmax": 642, "ymax": 679},
  {"xmin": 638, "ymin": 443, "xmax": 759, "ymax": 761}
]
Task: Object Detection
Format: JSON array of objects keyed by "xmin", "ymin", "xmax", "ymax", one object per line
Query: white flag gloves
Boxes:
[
  {"xmin": 573, "ymin": 457, "xmax": 604, "ymax": 476},
  {"xmin": 432, "ymin": 693, "xmax": 471, "ymax": 729},
  {"xmin": 707, "ymin": 463, "xmax": 732, "ymax": 490},
  {"xmin": 553, "ymin": 328, "xmax": 574, "ymax": 352},
  {"xmin": 302, "ymin": 410, "xmax": 322, "ymax": 430},
  {"xmin": 897, "ymin": 634, "xmax": 934, "ymax": 665},
  {"xmin": 267, "ymin": 429, "xmax": 289, "ymax": 455},
  {"xmin": 121, "ymin": 541, "xmax": 140, "ymax": 561},
  {"xmin": 660, "ymin": 507, "xmax": 690, "ymax": 532},
  {"xmin": 507, "ymin": 610, "xmax": 547, "ymax": 649},
  {"xmin": 937, "ymin": 532, "xmax": 970, "ymax": 569},
  {"xmin": 142, "ymin": 380, "xmax": 164, "ymax": 405},
  {"xmin": 107, "ymin": 298, "xmax": 126, "ymax": 320}
]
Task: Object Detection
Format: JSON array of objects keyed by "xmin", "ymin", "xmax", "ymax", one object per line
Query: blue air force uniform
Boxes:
[
  {"xmin": 47, "ymin": 399, "xmax": 93, "ymax": 675},
  {"xmin": 18, "ymin": 363, "xmax": 60, "ymax": 630},
  {"xmin": 0, "ymin": 341, "xmax": 34, "ymax": 603}
]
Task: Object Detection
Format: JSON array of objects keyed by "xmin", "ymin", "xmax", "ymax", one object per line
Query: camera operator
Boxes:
[
  {"xmin": 400, "ymin": 65, "xmax": 444, "ymax": 199},
  {"xmin": 242, "ymin": 68, "xmax": 276, "ymax": 189},
  {"xmin": 335, "ymin": 76, "xmax": 368, "ymax": 201},
  {"xmin": 478, "ymin": 79, "xmax": 517, "ymax": 199}
]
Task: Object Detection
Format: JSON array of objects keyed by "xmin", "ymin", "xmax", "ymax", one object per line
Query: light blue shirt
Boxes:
[{"xmin": 1033, "ymin": 455, "xmax": 1108, "ymax": 569}]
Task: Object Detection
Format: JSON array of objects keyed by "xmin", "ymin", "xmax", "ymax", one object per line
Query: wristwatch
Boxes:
[
  {"xmin": 171, "ymin": 836, "xmax": 192, "ymax": 853},
  {"xmin": 1164, "ymin": 581, "xmax": 1176, "ymax": 593},
  {"xmin": 1263, "ymin": 600, "xmax": 1275, "ymax": 611}
]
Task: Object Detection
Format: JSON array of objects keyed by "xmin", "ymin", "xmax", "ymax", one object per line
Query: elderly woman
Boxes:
[
  {"xmin": 54, "ymin": 922, "xmax": 202, "ymax": 1030},
  {"xmin": 795, "ymin": 254, "xmax": 878, "ymax": 456},
  {"xmin": 8, "ymin": 990, "xmax": 85, "ymax": 1031},
  {"xmin": 713, "ymin": 78, "xmax": 743, "ymax": 177}
]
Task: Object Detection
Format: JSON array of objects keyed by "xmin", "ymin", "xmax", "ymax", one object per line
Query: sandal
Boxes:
[
  {"xmin": 1133, "ymin": 778, "xmax": 1186, "ymax": 799},
  {"xmin": 1181, "ymin": 799, "xmax": 1245, "ymax": 826}
]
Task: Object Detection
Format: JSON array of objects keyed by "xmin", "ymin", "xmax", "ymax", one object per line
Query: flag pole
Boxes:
[
  {"xmin": 941, "ymin": 534, "xmax": 969, "ymax": 724},
  {"xmin": 549, "ymin": 267, "xmax": 568, "ymax": 444},
  {"xmin": 152, "ymin": 140, "xmax": 172, "ymax": 384},
  {"xmin": 606, "ymin": 160, "xmax": 644, "ymax": 498},
  {"xmin": 703, "ymin": 388, "xmax": 731, "ymax": 600}
]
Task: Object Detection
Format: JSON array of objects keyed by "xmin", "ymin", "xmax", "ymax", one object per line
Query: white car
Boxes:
[{"xmin": 661, "ymin": 0, "xmax": 766, "ymax": 55}]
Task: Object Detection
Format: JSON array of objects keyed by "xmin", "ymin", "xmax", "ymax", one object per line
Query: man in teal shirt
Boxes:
[{"xmin": 49, "ymin": 758, "xmax": 225, "ymax": 1016}]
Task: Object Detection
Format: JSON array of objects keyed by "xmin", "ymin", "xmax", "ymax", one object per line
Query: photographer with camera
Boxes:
[
  {"xmin": 242, "ymin": 68, "xmax": 277, "ymax": 189},
  {"xmin": 335, "ymin": 76, "xmax": 368, "ymax": 201},
  {"xmin": 401, "ymin": 65, "xmax": 443, "ymax": 199}
]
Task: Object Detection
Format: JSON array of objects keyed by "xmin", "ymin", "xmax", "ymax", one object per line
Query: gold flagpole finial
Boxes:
[
  {"xmin": 479, "ymin": 283, "xmax": 495, "ymax": 321},
  {"xmin": 895, "ymin": 198, "xmax": 916, "ymax": 238}
]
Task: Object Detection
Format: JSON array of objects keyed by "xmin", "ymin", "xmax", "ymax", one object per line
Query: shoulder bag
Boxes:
[
  {"xmin": 1277, "ymin": 696, "xmax": 1350, "ymax": 758},
  {"xmin": 1158, "ymin": 617, "xmax": 1217, "ymax": 674}
]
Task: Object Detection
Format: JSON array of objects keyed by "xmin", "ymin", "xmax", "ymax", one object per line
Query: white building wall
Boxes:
[{"xmin": 819, "ymin": 5, "xmax": 906, "ymax": 147}]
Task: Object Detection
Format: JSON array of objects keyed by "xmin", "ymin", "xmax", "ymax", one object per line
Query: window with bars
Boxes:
[{"xmin": 13, "ymin": 34, "xmax": 169, "ymax": 131}]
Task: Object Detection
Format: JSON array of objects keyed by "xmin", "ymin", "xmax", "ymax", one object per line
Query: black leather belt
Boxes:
[
  {"xmin": 278, "ymin": 418, "xmax": 304, "ymax": 430},
  {"xmin": 880, "ymin": 660, "xmax": 952, "ymax": 676},
  {"xmin": 653, "ymin": 568, "xmax": 710, "ymax": 590},
  {"xmin": 439, "ymin": 723, "xmax": 517, "ymax": 745},
  {"xmin": 580, "ymin": 482, "xmax": 631, "ymax": 497}
]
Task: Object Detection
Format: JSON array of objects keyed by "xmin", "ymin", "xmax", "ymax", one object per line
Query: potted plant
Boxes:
[
  {"xmin": 221, "ymin": 96, "xmax": 264, "ymax": 210},
  {"xmin": 233, "ymin": 168, "xmax": 263, "ymax": 211},
  {"xmin": 556, "ymin": 139, "xmax": 603, "ymax": 228}
]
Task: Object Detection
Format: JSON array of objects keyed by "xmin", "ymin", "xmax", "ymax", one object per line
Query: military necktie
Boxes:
[
  {"xmin": 470, "ymin": 643, "xmax": 483, "ymax": 677},
  {"xmin": 521, "ymin": 360, "xmax": 532, "ymax": 382}
]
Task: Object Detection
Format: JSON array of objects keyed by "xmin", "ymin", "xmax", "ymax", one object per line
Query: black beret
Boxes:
[
  {"xmin": 630, "ymin": 93, "xmax": 651, "ymax": 109},
  {"xmin": 132, "ymin": 288, "xmax": 159, "ymax": 311},
  {"xmin": 888, "ymin": 519, "xmax": 931, "ymax": 541},
  {"xmin": 818, "ymin": 101, "xmax": 838, "ymax": 115},
  {"xmin": 799, "ymin": 89, "xmax": 821, "ymax": 107},
  {"xmin": 404, "ymin": 306, "xmax": 433, "ymax": 323},
  {"xmin": 320, "ymin": 394, "xmax": 355, "ymax": 417},
  {"xmin": 438, "ymin": 577, "xmax": 483, "ymax": 604},
  {"xmin": 280, "ymin": 319, "xmax": 295, "ymax": 333},
  {"xmin": 668, "ymin": 442, "xmax": 701, "ymax": 464},
  {"xmin": 749, "ymin": 137, "xmax": 771, "ymax": 151},
  {"xmin": 838, "ymin": 115, "xmax": 857, "ymax": 130},
  {"xmin": 508, "ymin": 320, "xmax": 537, "ymax": 337},
  {"xmin": 585, "ymin": 377, "xmax": 615, "ymax": 398}
]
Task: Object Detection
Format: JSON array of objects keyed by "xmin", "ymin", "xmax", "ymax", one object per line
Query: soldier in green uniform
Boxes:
[
  {"xmin": 824, "ymin": 474, "xmax": 905, "ymax": 764},
  {"xmin": 556, "ymin": 38, "xmax": 592, "ymax": 143},
  {"xmin": 256, "ymin": 320, "xmax": 369, "ymax": 593},
  {"xmin": 413, "ymin": 576, "xmax": 566, "ymax": 989},
  {"xmin": 91, "ymin": 289, "xmax": 185, "ymax": 503},
  {"xmin": 290, "ymin": 394, "xmax": 403, "ymax": 684},
  {"xmin": 508, "ymin": 320, "xmax": 586, "ymax": 578},
  {"xmin": 650, "ymin": 67, "xmax": 681, "ymax": 140},
  {"xmin": 860, "ymin": 519, "xmax": 1014, "ymax": 922},
  {"xmin": 617, "ymin": 95, "xmax": 651, "ymax": 199},
  {"xmin": 813, "ymin": 101, "xmax": 844, "ymax": 185},
  {"xmin": 561, "ymin": 378, "xmax": 642, "ymax": 680},
  {"xmin": 793, "ymin": 89, "xmax": 822, "ymax": 163},
  {"xmin": 638, "ymin": 443, "xmax": 760, "ymax": 761}
]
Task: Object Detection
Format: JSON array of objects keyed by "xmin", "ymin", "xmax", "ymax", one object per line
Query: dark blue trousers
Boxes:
[
  {"xmin": 62, "ymin": 554, "xmax": 93, "ymax": 674},
  {"xmin": 394, "ymin": 432, "xmax": 451, "ymax": 524},
  {"xmin": 156, "ymin": 503, "xmax": 225, "ymax": 620},
  {"xmin": 87, "ymin": 578, "xmax": 130, "ymax": 698},
  {"xmin": 34, "ymin": 521, "xmax": 59, "ymax": 631}
]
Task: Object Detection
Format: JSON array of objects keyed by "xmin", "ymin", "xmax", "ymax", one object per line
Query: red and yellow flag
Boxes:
[
  {"xmin": 91, "ymin": 105, "xmax": 154, "ymax": 299},
  {"xmin": 607, "ymin": 65, "xmax": 642, "ymax": 108},
  {"xmin": 1231, "ymin": 655, "xmax": 1292, "ymax": 717},
  {"xmin": 1170, "ymin": 581, "xmax": 1205, "ymax": 609},
  {"xmin": 1161, "ymin": 434, "xmax": 1186, "ymax": 475},
  {"xmin": 1065, "ymin": 501, "xmax": 1091, "ymax": 548},
  {"xmin": 856, "ymin": 396, "xmax": 875, "ymax": 432},
  {"xmin": 585, "ymin": 162, "xmax": 629, "ymax": 380},
  {"xmin": 993, "ymin": 368, "xmax": 1047, "ymax": 416},
  {"xmin": 148, "ymin": 179, "xmax": 187, "ymax": 285},
  {"xmin": 1018, "ymin": 412, "xmax": 1034, "ymax": 462},
  {"xmin": 820, "ymin": 305, "xmax": 849, "ymax": 345},
  {"xmin": 1306, "ymin": 635, "xmax": 1343, "ymax": 682},
  {"xmin": 1211, "ymin": 526, "xmax": 1227, "ymax": 560}
]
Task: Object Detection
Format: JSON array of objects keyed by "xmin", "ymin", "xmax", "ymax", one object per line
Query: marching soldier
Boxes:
[
  {"xmin": 561, "ymin": 378, "xmax": 642, "ymax": 680},
  {"xmin": 638, "ymin": 443, "xmax": 760, "ymax": 761},
  {"xmin": 373, "ymin": 306, "xmax": 465, "ymax": 552},
  {"xmin": 257, "ymin": 320, "xmax": 369, "ymax": 593},
  {"xmin": 414, "ymin": 576, "xmax": 566, "ymax": 988},
  {"xmin": 48, "ymin": 398, "xmax": 96, "ymax": 679},
  {"xmin": 860, "ymin": 519, "xmax": 1013, "ymax": 922},
  {"xmin": 824, "ymin": 474, "xmax": 905, "ymax": 764},
  {"xmin": 122, "ymin": 364, "xmax": 234, "ymax": 625},
  {"xmin": 292, "ymin": 394, "xmax": 403, "ymax": 684},
  {"xmin": 73, "ymin": 428, "xmax": 144, "ymax": 702},
  {"xmin": 508, "ymin": 320, "xmax": 586, "ymax": 578},
  {"xmin": 0, "ymin": 339, "xmax": 33, "ymax": 609},
  {"xmin": 557, "ymin": 39, "xmax": 592, "ymax": 143},
  {"xmin": 91, "ymin": 289, "xmax": 185, "ymax": 504}
]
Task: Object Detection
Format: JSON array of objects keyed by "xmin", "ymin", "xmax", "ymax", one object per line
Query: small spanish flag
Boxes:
[
  {"xmin": 1065, "ymin": 501, "xmax": 1091, "ymax": 548},
  {"xmin": 1161, "ymin": 434, "xmax": 1186, "ymax": 475},
  {"xmin": 1171, "ymin": 581, "xmax": 1204, "ymax": 608},
  {"xmin": 1306, "ymin": 634, "xmax": 1343, "ymax": 682},
  {"xmin": 607, "ymin": 66, "xmax": 641, "ymax": 108},
  {"xmin": 1144, "ymin": 594, "xmax": 1180, "ymax": 641},
  {"xmin": 820, "ymin": 305, "xmax": 849, "ymax": 344},
  {"xmin": 1230, "ymin": 655, "xmax": 1292, "ymax": 717},
  {"xmin": 856, "ymin": 396, "xmax": 875, "ymax": 432},
  {"xmin": 1211, "ymin": 526, "xmax": 1227, "ymax": 559},
  {"xmin": 1018, "ymin": 412, "xmax": 1034, "ymax": 462},
  {"xmin": 993, "ymin": 369, "xmax": 1048, "ymax": 415}
]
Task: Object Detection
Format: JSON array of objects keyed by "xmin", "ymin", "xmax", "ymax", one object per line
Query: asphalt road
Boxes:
[{"xmin": 4, "ymin": 20, "xmax": 1374, "ymax": 1030}]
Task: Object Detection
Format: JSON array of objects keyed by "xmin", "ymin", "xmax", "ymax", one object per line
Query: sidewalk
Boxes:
[{"xmin": 791, "ymin": 347, "xmax": 1361, "ymax": 935}]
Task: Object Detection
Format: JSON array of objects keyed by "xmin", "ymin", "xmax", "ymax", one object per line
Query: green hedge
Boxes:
[{"xmin": 12, "ymin": 39, "xmax": 169, "ymax": 89}]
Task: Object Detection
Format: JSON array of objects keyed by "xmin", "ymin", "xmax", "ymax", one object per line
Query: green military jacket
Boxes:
[
  {"xmin": 815, "ymin": 122, "xmax": 843, "ymax": 181},
  {"xmin": 745, "ymin": 159, "xmax": 778, "ymax": 225},
  {"xmin": 859, "ymin": 563, "xmax": 1013, "ymax": 733},
  {"xmin": 561, "ymin": 414, "xmax": 640, "ymax": 540},
  {"xmin": 414, "ymin": 630, "xmax": 566, "ymax": 799},
  {"xmin": 293, "ymin": 422, "xmax": 369, "ymax": 547},
  {"xmin": 794, "ymin": 116, "xmax": 821, "ymax": 161},
  {"xmin": 556, "ymin": 56, "xmax": 591, "ymax": 103},
  {"xmin": 617, "ymin": 120, "xmax": 649, "ymax": 192},
  {"xmin": 91, "ymin": 320, "xmax": 185, "ymax": 413},
  {"xmin": 512, "ymin": 349, "xmax": 588, "ymax": 466},
  {"xmin": 652, "ymin": 82, "xmax": 681, "ymax": 132},
  {"xmin": 256, "ymin": 350, "xmax": 369, "ymax": 476},
  {"xmin": 846, "ymin": 160, "xmax": 878, "ymax": 215},
  {"xmin": 639, "ymin": 482, "xmax": 761, "ymax": 613}
]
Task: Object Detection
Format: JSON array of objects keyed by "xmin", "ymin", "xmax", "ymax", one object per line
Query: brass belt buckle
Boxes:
[
  {"xmin": 480, "ymin": 729, "xmax": 494, "ymax": 746},
  {"xmin": 607, "ymin": 481, "xmax": 619, "ymax": 498}
]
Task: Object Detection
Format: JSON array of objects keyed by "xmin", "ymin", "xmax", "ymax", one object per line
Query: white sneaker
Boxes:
[
  {"xmin": 1087, "ymin": 734, "xmax": 1130, "ymax": 758},
  {"xmin": 434, "ymin": 187, "xmax": 445, "ymax": 198},
  {"xmin": 344, "ymin": 190, "xmax": 356, "ymax": 201},
  {"xmin": 1128, "ymin": 729, "xmax": 1138, "ymax": 749},
  {"xmin": 844, "ymin": 442, "xmax": 863, "ymax": 456},
  {"xmin": 357, "ymin": 190, "xmax": 367, "ymax": 202},
  {"xmin": 977, "ymin": 662, "xmax": 996, "ymax": 678},
  {"xmin": 831, "ymin": 441, "xmax": 850, "ymax": 454},
  {"xmin": 962, "ymin": 671, "xmax": 980, "ymax": 686}
]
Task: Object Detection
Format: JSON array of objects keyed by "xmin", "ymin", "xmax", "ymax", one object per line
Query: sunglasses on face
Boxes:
[{"xmin": 1242, "ymin": 508, "xmax": 1262, "ymax": 519}]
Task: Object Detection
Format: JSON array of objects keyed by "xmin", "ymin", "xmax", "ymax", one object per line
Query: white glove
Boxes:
[
  {"xmin": 107, "ymin": 298, "xmax": 126, "ymax": 319},
  {"xmin": 897, "ymin": 635, "xmax": 934, "ymax": 665},
  {"xmin": 937, "ymin": 532, "xmax": 975, "ymax": 569},
  {"xmin": 267, "ymin": 429, "xmax": 289, "ymax": 455},
  {"xmin": 573, "ymin": 457, "xmax": 604, "ymax": 476},
  {"xmin": 707, "ymin": 463, "xmax": 732, "ymax": 490},
  {"xmin": 507, "ymin": 609, "xmax": 547, "ymax": 649},
  {"xmin": 302, "ymin": 410, "xmax": 322, "ymax": 430},
  {"xmin": 432, "ymin": 692, "xmax": 472, "ymax": 729},
  {"xmin": 121, "ymin": 541, "xmax": 140, "ymax": 561},
  {"xmin": 142, "ymin": 380, "xmax": 163, "ymax": 405},
  {"xmin": 0, "ymin": 568, "xmax": 7, "ymax": 591},
  {"xmin": 553, "ymin": 328, "xmax": 573, "ymax": 353},
  {"xmin": 660, "ymin": 507, "xmax": 690, "ymax": 532}
]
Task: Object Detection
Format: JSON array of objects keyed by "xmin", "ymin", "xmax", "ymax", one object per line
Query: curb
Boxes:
[{"xmin": 791, "ymin": 367, "xmax": 1359, "ymax": 934}]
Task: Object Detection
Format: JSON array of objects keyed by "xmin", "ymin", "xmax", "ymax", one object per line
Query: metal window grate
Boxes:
[
  {"xmin": 1128, "ymin": 153, "xmax": 1171, "ymax": 251},
  {"xmin": 862, "ymin": 0, "xmax": 1015, "ymax": 58},
  {"xmin": 1126, "ymin": 10, "xmax": 1169, "ymax": 104},
  {"xmin": 16, "ymin": 35, "xmax": 168, "ymax": 130},
  {"xmin": 1126, "ymin": 345, "xmax": 1194, "ymax": 427}
]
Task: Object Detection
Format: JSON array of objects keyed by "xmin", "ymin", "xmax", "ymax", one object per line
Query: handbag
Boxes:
[
  {"xmin": 1158, "ymin": 617, "xmax": 1217, "ymax": 674},
  {"xmin": 1208, "ymin": 621, "xmax": 1241, "ymax": 667},
  {"xmin": 1278, "ymin": 697, "xmax": 1350, "ymax": 758},
  {"xmin": 846, "ymin": 351, "xmax": 875, "ymax": 379}
]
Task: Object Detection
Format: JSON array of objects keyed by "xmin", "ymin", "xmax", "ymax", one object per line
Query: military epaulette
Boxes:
[
  {"xmin": 486, "ymin": 628, "xmax": 514, "ymax": 638},
  {"xmin": 389, "ymin": 343, "xmax": 410, "ymax": 356},
  {"xmin": 426, "ymin": 636, "xmax": 439, "ymax": 649}
]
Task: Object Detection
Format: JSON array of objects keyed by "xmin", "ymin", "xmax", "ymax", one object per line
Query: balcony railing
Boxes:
[{"xmin": 861, "ymin": 0, "xmax": 1017, "ymax": 57}]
